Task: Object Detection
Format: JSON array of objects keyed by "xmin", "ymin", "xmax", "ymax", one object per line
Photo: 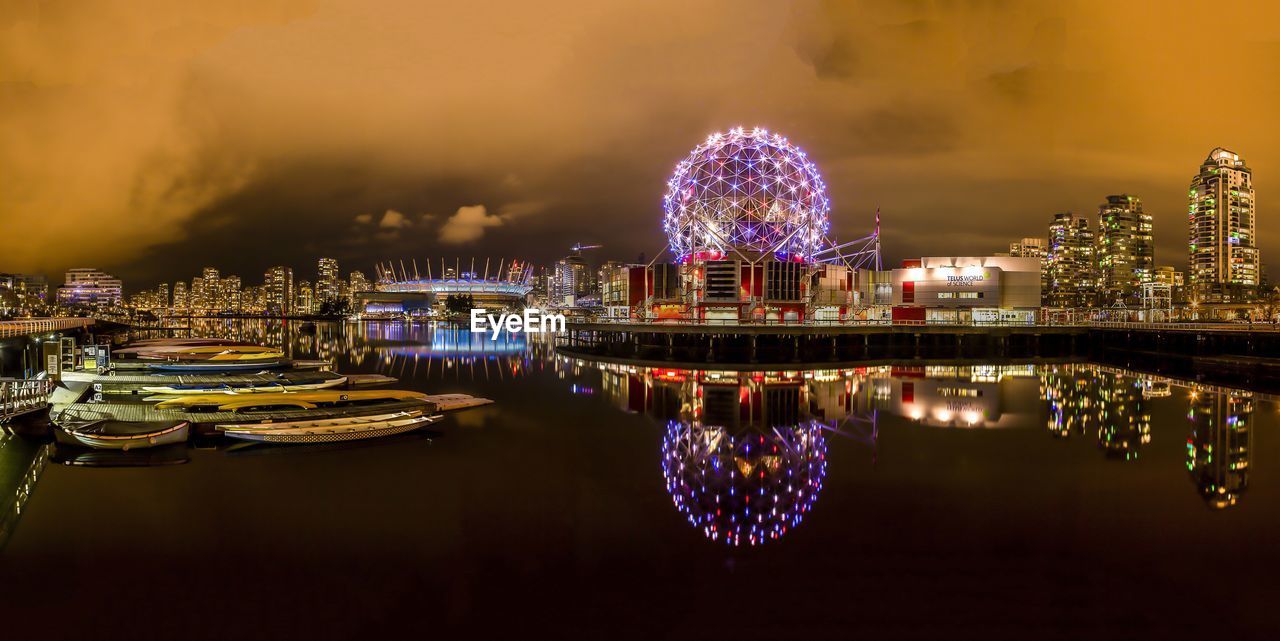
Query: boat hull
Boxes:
[
  {"xmin": 55, "ymin": 422, "xmax": 191, "ymax": 451},
  {"xmin": 222, "ymin": 414, "xmax": 440, "ymax": 444}
]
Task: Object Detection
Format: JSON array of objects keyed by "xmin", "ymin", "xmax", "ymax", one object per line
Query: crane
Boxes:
[{"xmin": 570, "ymin": 243, "xmax": 603, "ymax": 254}]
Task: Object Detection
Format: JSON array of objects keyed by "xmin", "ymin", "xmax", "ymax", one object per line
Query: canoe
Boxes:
[
  {"xmin": 135, "ymin": 346, "xmax": 286, "ymax": 361},
  {"xmin": 221, "ymin": 413, "xmax": 441, "ymax": 444},
  {"xmin": 147, "ymin": 360, "xmax": 285, "ymax": 372},
  {"xmin": 217, "ymin": 409, "xmax": 424, "ymax": 431},
  {"xmin": 140, "ymin": 375, "xmax": 348, "ymax": 396},
  {"xmin": 154, "ymin": 389, "xmax": 429, "ymax": 411},
  {"xmin": 54, "ymin": 420, "xmax": 190, "ymax": 451}
]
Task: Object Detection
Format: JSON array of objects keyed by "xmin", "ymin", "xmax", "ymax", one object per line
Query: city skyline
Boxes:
[{"xmin": 3, "ymin": 2, "xmax": 1279, "ymax": 288}]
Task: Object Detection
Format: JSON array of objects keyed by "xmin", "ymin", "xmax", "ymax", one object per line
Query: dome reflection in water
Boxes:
[{"xmin": 662, "ymin": 420, "xmax": 827, "ymax": 547}]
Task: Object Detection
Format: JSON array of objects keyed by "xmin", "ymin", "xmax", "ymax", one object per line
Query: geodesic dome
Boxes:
[{"xmin": 663, "ymin": 127, "xmax": 831, "ymax": 262}]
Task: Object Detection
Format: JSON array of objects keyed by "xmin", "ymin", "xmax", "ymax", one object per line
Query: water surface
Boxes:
[{"xmin": 1, "ymin": 320, "xmax": 1276, "ymax": 640}]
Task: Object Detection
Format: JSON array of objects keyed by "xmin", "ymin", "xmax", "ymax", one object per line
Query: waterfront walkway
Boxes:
[{"xmin": 0, "ymin": 318, "xmax": 94, "ymax": 339}]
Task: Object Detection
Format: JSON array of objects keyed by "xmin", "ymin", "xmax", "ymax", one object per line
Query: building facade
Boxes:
[
  {"xmin": 56, "ymin": 268, "xmax": 122, "ymax": 308},
  {"xmin": 264, "ymin": 266, "xmax": 294, "ymax": 315},
  {"xmin": 1046, "ymin": 212, "xmax": 1098, "ymax": 308},
  {"xmin": 1096, "ymin": 195, "xmax": 1154, "ymax": 304},
  {"xmin": 1189, "ymin": 148, "xmax": 1258, "ymax": 302},
  {"xmin": 317, "ymin": 258, "xmax": 340, "ymax": 304}
]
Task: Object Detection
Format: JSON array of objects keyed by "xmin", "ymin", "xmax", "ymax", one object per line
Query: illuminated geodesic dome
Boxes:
[
  {"xmin": 663, "ymin": 127, "xmax": 831, "ymax": 262},
  {"xmin": 661, "ymin": 420, "xmax": 828, "ymax": 546}
]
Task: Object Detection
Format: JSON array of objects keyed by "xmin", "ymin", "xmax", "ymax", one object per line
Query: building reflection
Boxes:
[
  {"xmin": 130, "ymin": 319, "xmax": 551, "ymax": 383},
  {"xmin": 1187, "ymin": 387, "xmax": 1252, "ymax": 509},
  {"xmin": 1041, "ymin": 365, "xmax": 1151, "ymax": 461}
]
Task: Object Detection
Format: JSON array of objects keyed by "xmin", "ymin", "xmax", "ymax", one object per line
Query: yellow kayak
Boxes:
[{"xmin": 154, "ymin": 389, "xmax": 429, "ymax": 412}]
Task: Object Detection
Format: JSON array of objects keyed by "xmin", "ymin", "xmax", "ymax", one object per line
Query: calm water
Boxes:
[{"xmin": 1, "ymin": 320, "xmax": 1277, "ymax": 640}]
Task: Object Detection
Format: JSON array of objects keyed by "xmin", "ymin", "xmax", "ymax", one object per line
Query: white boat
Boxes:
[
  {"xmin": 55, "ymin": 420, "xmax": 191, "ymax": 451},
  {"xmin": 219, "ymin": 412, "xmax": 441, "ymax": 444}
]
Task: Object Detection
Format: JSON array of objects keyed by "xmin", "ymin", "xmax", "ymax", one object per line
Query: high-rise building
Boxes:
[
  {"xmin": 295, "ymin": 280, "xmax": 315, "ymax": 315},
  {"xmin": 1097, "ymin": 195, "xmax": 1154, "ymax": 304},
  {"xmin": 56, "ymin": 268, "xmax": 123, "ymax": 308},
  {"xmin": 264, "ymin": 266, "xmax": 294, "ymax": 315},
  {"xmin": 1189, "ymin": 148, "xmax": 1258, "ymax": 302},
  {"xmin": 1046, "ymin": 212, "xmax": 1097, "ymax": 308},
  {"xmin": 317, "ymin": 258, "xmax": 340, "ymax": 304},
  {"xmin": 222, "ymin": 276, "xmax": 241, "ymax": 312},
  {"xmin": 201, "ymin": 267, "xmax": 223, "ymax": 311},
  {"xmin": 1009, "ymin": 237, "xmax": 1049, "ymax": 306},
  {"xmin": 172, "ymin": 281, "xmax": 188, "ymax": 310},
  {"xmin": 552, "ymin": 248, "xmax": 597, "ymax": 307}
]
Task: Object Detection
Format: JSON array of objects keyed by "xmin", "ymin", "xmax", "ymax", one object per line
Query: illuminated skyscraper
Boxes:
[
  {"xmin": 317, "ymin": 257, "xmax": 340, "ymax": 303},
  {"xmin": 201, "ymin": 267, "xmax": 223, "ymax": 311},
  {"xmin": 1097, "ymin": 195, "xmax": 1154, "ymax": 304},
  {"xmin": 172, "ymin": 281, "xmax": 188, "ymax": 310},
  {"xmin": 222, "ymin": 275, "xmax": 241, "ymax": 312},
  {"xmin": 1189, "ymin": 148, "xmax": 1258, "ymax": 302},
  {"xmin": 264, "ymin": 266, "xmax": 294, "ymax": 315},
  {"xmin": 1046, "ymin": 212, "xmax": 1097, "ymax": 308},
  {"xmin": 296, "ymin": 279, "xmax": 315, "ymax": 315}
]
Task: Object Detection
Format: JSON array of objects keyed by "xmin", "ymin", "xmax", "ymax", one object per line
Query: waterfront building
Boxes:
[
  {"xmin": 360, "ymin": 258, "xmax": 533, "ymax": 317},
  {"xmin": 552, "ymin": 251, "xmax": 594, "ymax": 307},
  {"xmin": 1189, "ymin": 148, "xmax": 1258, "ymax": 303},
  {"xmin": 172, "ymin": 281, "xmax": 188, "ymax": 311},
  {"xmin": 1153, "ymin": 266, "xmax": 1187, "ymax": 304},
  {"xmin": 1046, "ymin": 212, "xmax": 1098, "ymax": 308},
  {"xmin": 56, "ymin": 268, "xmax": 122, "ymax": 308},
  {"xmin": 264, "ymin": 266, "xmax": 294, "ymax": 316},
  {"xmin": 1008, "ymin": 238, "xmax": 1049, "ymax": 306},
  {"xmin": 296, "ymin": 280, "xmax": 315, "ymax": 315},
  {"xmin": 0, "ymin": 273, "xmax": 48, "ymax": 313},
  {"xmin": 1096, "ymin": 195, "xmax": 1154, "ymax": 305},
  {"xmin": 222, "ymin": 275, "xmax": 241, "ymax": 312},
  {"xmin": 890, "ymin": 256, "xmax": 1041, "ymax": 325},
  {"xmin": 601, "ymin": 261, "xmax": 644, "ymax": 319},
  {"xmin": 317, "ymin": 258, "xmax": 340, "ymax": 304},
  {"xmin": 199, "ymin": 267, "xmax": 223, "ymax": 312}
]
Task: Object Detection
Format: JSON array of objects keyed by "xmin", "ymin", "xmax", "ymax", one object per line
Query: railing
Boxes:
[
  {"xmin": 1085, "ymin": 321, "xmax": 1280, "ymax": 332},
  {"xmin": 1, "ymin": 378, "xmax": 55, "ymax": 423},
  {"xmin": 576, "ymin": 318, "xmax": 1043, "ymax": 328},
  {"xmin": 0, "ymin": 318, "xmax": 94, "ymax": 339}
]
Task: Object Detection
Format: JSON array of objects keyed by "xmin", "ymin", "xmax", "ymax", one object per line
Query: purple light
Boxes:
[{"xmin": 663, "ymin": 127, "xmax": 832, "ymax": 262}]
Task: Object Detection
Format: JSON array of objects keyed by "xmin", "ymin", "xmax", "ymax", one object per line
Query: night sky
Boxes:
[{"xmin": 3, "ymin": 1, "xmax": 1280, "ymax": 289}]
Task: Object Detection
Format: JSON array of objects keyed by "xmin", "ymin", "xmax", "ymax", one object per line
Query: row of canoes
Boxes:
[
  {"xmin": 55, "ymin": 409, "xmax": 443, "ymax": 449},
  {"xmin": 114, "ymin": 338, "xmax": 287, "ymax": 371},
  {"xmin": 55, "ymin": 337, "xmax": 462, "ymax": 451}
]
